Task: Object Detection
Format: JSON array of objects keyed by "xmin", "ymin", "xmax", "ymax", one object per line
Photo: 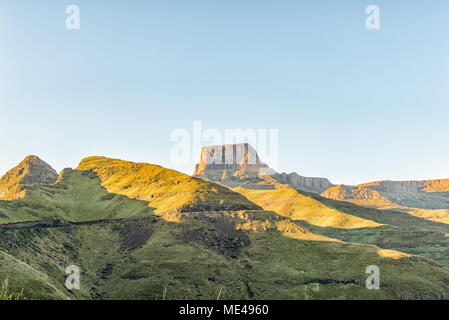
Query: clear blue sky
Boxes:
[{"xmin": 0, "ymin": 0, "xmax": 448, "ymax": 185}]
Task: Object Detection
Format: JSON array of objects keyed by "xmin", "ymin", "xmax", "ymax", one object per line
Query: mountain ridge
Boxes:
[
  {"xmin": 77, "ymin": 155, "xmax": 261, "ymax": 215},
  {"xmin": 322, "ymin": 179, "xmax": 449, "ymax": 212}
]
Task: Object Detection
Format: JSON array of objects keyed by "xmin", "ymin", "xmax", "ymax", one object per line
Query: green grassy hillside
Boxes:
[
  {"xmin": 235, "ymin": 187, "xmax": 382, "ymax": 229},
  {"xmin": 0, "ymin": 168, "xmax": 154, "ymax": 224},
  {"xmin": 2, "ymin": 212, "xmax": 449, "ymax": 300},
  {"xmin": 0, "ymin": 156, "xmax": 260, "ymax": 224}
]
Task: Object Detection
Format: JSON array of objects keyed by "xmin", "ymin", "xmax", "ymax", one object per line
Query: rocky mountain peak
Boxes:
[{"xmin": 0, "ymin": 155, "xmax": 58, "ymax": 199}]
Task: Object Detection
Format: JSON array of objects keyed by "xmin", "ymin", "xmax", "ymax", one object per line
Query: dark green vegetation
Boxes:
[{"xmin": 1, "ymin": 155, "xmax": 449, "ymax": 300}]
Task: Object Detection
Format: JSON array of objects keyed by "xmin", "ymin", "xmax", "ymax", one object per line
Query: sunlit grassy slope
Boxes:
[
  {"xmin": 322, "ymin": 184, "xmax": 449, "ymax": 224},
  {"xmin": 234, "ymin": 187, "xmax": 382, "ymax": 229},
  {"xmin": 309, "ymin": 194, "xmax": 449, "ymax": 234},
  {"xmin": 407, "ymin": 208, "xmax": 449, "ymax": 224},
  {"xmin": 0, "ymin": 156, "xmax": 260, "ymax": 225},
  {"xmin": 285, "ymin": 194, "xmax": 449, "ymax": 267},
  {"xmin": 77, "ymin": 156, "xmax": 260, "ymax": 214}
]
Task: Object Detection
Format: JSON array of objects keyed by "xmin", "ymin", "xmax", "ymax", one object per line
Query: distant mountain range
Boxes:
[
  {"xmin": 1, "ymin": 145, "xmax": 449, "ymax": 300},
  {"xmin": 193, "ymin": 143, "xmax": 449, "ymax": 223}
]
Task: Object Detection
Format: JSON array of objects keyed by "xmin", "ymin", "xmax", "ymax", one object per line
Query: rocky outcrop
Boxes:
[
  {"xmin": 322, "ymin": 179, "xmax": 449, "ymax": 210},
  {"xmin": 273, "ymin": 172, "xmax": 334, "ymax": 194},
  {"xmin": 194, "ymin": 143, "xmax": 275, "ymax": 181},
  {"xmin": 0, "ymin": 155, "xmax": 58, "ymax": 200},
  {"xmin": 193, "ymin": 144, "xmax": 334, "ymax": 194},
  {"xmin": 321, "ymin": 184, "xmax": 383, "ymax": 201},
  {"xmin": 423, "ymin": 179, "xmax": 449, "ymax": 193},
  {"xmin": 360, "ymin": 181, "xmax": 425, "ymax": 194},
  {"xmin": 344, "ymin": 180, "xmax": 449, "ymax": 197}
]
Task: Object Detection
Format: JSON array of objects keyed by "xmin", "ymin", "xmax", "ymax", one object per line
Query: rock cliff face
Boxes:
[
  {"xmin": 423, "ymin": 179, "xmax": 449, "ymax": 193},
  {"xmin": 360, "ymin": 181, "xmax": 425, "ymax": 194},
  {"xmin": 0, "ymin": 155, "xmax": 58, "ymax": 200},
  {"xmin": 194, "ymin": 143, "xmax": 275, "ymax": 180},
  {"xmin": 326, "ymin": 180, "xmax": 449, "ymax": 198},
  {"xmin": 322, "ymin": 179, "xmax": 449, "ymax": 210},
  {"xmin": 273, "ymin": 172, "xmax": 334, "ymax": 194},
  {"xmin": 321, "ymin": 185, "xmax": 383, "ymax": 201},
  {"xmin": 193, "ymin": 144, "xmax": 333, "ymax": 194},
  {"xmin": 359, "ymin": 179, "xmax": 449, "ymax": 194}
]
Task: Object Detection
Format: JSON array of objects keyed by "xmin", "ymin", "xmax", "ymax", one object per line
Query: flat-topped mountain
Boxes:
[
  {"xmin": 193, "ymin": 143, "xmax": 333, "ymax": 194},
  {"xmin": 193, "ymin": 143, "xmax": 275, "ymax": 179},
  {"xmin": 0, "ymin": 155, "xmax": 58, "ymax": 200}
]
